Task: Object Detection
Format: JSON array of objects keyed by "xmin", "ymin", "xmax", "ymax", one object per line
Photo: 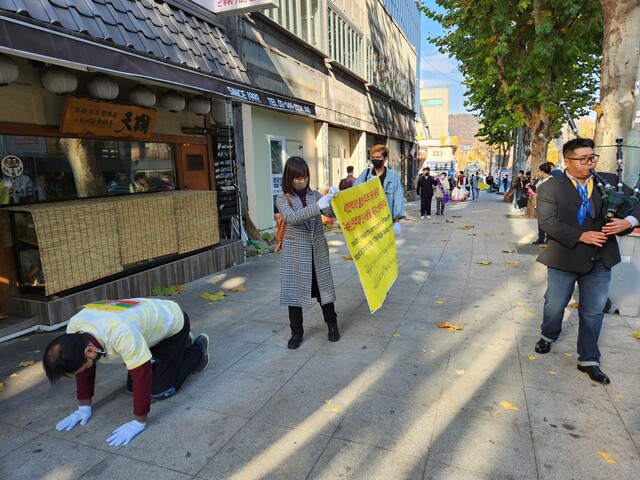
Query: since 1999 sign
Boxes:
[{"xmin": 193, "ymin": 0, "xmax": 279, "ymax": 17}]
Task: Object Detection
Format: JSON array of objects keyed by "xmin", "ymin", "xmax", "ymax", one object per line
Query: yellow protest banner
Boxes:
[{"xmin": 331, "ymin": 178, "xmax": 398, "ymax": 312}]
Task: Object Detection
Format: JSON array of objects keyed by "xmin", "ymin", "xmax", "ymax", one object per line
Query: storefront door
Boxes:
[{"xmin": 180, "ymin": 144, "xmax": 210, "ymax": 191}]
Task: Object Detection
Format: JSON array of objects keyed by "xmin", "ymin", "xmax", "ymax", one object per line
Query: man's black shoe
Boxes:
[
  {"xmin": 535, "ymin": 338, "xmax": 551, "ymax": 354},
  {"xmin": 287, "ymin": 334, "xmax": 303, "ymax": 349},
  {"xmin": 577, "ymin": 365, "xmax": 610, "ymax": 384},
  {"xmin": 532, "ymin": 239, "xmax": 545, "ymax": 245}
]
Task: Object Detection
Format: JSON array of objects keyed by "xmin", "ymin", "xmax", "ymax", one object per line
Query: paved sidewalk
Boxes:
[{"xmin": 1, "ymin": 192, "xmax": 639, "ymax": 480}]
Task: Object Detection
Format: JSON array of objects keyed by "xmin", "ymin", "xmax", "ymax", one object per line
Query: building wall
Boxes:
[{"xmin": 420, "ymin": 87, "xmax": 450, "ymax": 139}]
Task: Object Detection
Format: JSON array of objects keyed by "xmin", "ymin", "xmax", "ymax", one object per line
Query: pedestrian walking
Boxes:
[
  {"xmin": 531, "ymin": 162, "xmax": 553, "ymax": 244},
  {"xmin": 416, "ymin": 166, "xmax": 436, "ymax": 219},
  {"xmin": 502, "ymin": 174, "xmax": 509, "ymax": 193},
  {"xmin": 275, "ymin": 156, "xmax": 340, "ymax": 349},
  {"xmin": 338, "ymin": 165, "xmax": 356, "ymax": 190},
  {"xmin": 435, "ymin": 172, "xmax": 449, "ymax": 215},
  {"xmin": 534, "ymin": 138, "xmax": 640, "ymax": 384},
  {"xmin": 470, "ymin": 173, "xmax": 480, "ymax": 201},
  {"xmin": 42, "ymin": 298, "xmax": 209, "ymax": 446},
  {"xmin": 355, "ymin": 144, "xmax": 405, "ymax": 235},
  {"xmin": 512, "ymin": 170, "xmax": 526, "ymax": 211}
]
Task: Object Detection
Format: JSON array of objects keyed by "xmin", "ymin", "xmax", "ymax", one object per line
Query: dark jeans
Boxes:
[
  {"xmin": 420, "ymin": 195, "xmax": 433, "ymax": 216},
  {"xmin": 289, "ymin": 262, "xmax": 337, "ymax": 335},
  {"xmin": 436, "ymin": 198, "xmax": 445, "ymax": 214},
  {"xmin": 128, "ymin": 311, "xmax": 202, "ymax": 395},
  {"xmin": 540, "ymin": 261, "xmax": 611, "ymax": 365}
]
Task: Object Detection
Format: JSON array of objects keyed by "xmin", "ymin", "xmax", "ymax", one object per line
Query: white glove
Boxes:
[
  {"xmin": 56, "ymin": 406, "xmax": 92, "ymax": 431},
  {"xmin": 106, "ymin": 420, "xmax": 145, "ymax": 446},
  {"xmin": 393, "ymin": 222, "xmax": 402, "ymax": 236},
  {"xmin": 328, "ymin": 186, "xmax": 340, "ymax": 197},
  {"xmin": 317, "ymin": 195, "xmax": 332, "ymax": 210}
]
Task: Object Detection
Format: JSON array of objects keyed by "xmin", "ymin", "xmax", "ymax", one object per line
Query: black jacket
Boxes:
[
  {"xmin": 536, "ymin": 172, "xmax": 640, "ymax": 272},
  {"xmin": 416, "ymin": 175, "xmax": 436, "ymax": 197}
]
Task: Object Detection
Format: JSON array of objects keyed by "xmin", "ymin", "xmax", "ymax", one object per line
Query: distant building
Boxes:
[{"xmin": 420, "ymin": 87, "xmax": 450, "ymax": 138}]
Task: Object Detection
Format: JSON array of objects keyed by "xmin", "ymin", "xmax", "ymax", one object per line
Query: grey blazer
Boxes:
[{"xmin": 536, "ymin": 171, "xmax": 640, "ymax": 272}]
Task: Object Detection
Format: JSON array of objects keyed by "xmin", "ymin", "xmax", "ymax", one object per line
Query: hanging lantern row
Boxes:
[{"xmin": 0, "ymin": 61, "xmax": 214, "ymax": 113}]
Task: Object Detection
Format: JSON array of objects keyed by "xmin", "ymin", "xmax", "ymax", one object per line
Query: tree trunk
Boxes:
[
  {"xmin": 524, "ymin": 111, "xmax": 551, "ymax": 218},
  {"xmin": 594, "ymin": 0, "xmax": 640, "ymax": 172},
  {"xmin": 59, "ymin": 138, "xmax": 106, "ymax": 198}
]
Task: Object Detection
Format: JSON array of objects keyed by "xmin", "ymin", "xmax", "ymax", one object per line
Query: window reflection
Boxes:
[{"xmin": 0, "ymin": 135, "xmax": 175, "ymax": 205}]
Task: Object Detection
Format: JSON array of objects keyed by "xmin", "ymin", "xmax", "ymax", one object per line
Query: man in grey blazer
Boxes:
[{"xmin": 534, "ymin": 138, "xmax": 640, "ymax": 384}]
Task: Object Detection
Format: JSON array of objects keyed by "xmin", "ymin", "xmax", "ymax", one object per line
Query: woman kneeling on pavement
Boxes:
[{"xmin": 275, "ymin": 156, "xmax": 340, "ymax": 349}]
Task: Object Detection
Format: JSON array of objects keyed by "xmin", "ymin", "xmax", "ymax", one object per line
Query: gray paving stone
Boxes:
[
  {"xmin": 0, "ymin": 422, "xmax": 40, "ymax": 458},
  {"xmin": 81, "ymin": 454, "xmax": 193, "ymax": 480},
  {"xmin": 199, "ymin": 419, "xmax": 330, "ymax": 480},
  {"xmin": 423, "ymin": 460, "xmax": 502, "ymax": 480}
]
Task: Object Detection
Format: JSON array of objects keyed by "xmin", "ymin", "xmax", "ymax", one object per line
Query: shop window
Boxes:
[{"xmin": 0, "ymin": 135, "xmax": 176, "ymax": 205}]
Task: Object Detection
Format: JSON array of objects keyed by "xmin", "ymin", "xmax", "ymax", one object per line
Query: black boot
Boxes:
[
  {"xmin": 288, "ymin": 333, "xmax": 303, "ymax": 349},
  {"xmin": 327, "ymin": 322, "xmax": 340, "ymax": 342}
]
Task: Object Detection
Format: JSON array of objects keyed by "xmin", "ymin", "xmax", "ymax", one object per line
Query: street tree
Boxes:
[
  {"xmin": 421, "ymin": 0, "xmax": 602, "ymax": 190},
  {"xmin": 593, "ymin": 0, "xmax": 640, "ymax": 172}
]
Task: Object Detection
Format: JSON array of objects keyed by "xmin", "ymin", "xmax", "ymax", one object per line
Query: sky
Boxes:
[{"xmin": 419, "ymin": 1, "xmax": 469, "ymax": 114}]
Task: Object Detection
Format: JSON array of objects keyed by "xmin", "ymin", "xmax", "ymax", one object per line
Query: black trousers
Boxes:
[
  {"xmin": 128, "ymin": 312, "xmax": 202, "ymax": 395},
  {"xmin": 289, "ymin": 263, "xmax": 337, "ymax": 335},
  {"xmin": 420, "ymin": 195, "xmax": 433, "ymax": 216}
]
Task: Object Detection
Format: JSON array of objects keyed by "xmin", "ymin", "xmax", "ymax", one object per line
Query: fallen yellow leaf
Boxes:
[
  {"xmin": 502, "ymin": 249, "xmax": 515, "ymax": 253},
  {"xmin": 548, "ymin": 371, "xmax": 558, "ymax": 375},
  {"xmin": 455, "ymin": 370, "xmax": 465, "ymax": 376},
  {"xmin": 516, "ymin": 302, "xmax": 525, "ymax": 306},
  {"xmin": 569, "ymin": 301, "xmax": 579, "ymax": 308},
  {"xmin": 528, "ymin": 355, "xmax": 536, "ymax": 360},
  {"xmin": 18, "ymin": 361, "xmax": 34, "ymax": 367},
  {"xmin": 632, "ymin": 330, "xmax": 640, "ymax": 340},
  {"xmin": 597, "ymin": 451, "xmax": 617, "ymax": 464},
  {"xmin": 31, "ymin": 350, "xmax": 40, "ymax": 354},
  {"xmin": 438, "ymin": 322, "xmax": 464, "ymax": 331},
  {"xmin": 230, "ymin": 285, "xmax": 247, "ymax": 292},
  {"xmin": 9, "ymin": 373, "xmax": 18, "ymax": 378},
  {"xmin": 537, "ymin": 244, "xmax": 547, "ymax": 249},
  {"xmin": 615, "ymin": 394, "xmax": 622, "ymax": 399},
  {"xmin": 207, "ymin": 279, "xmax": 219, "ymax": 285},
  {"xmin": 507, "ymin": 260, "xmax": 521, "ymax": 265},
  {"xmin": 523, "ymin": 311, "xmax": 534, "ymax": 316},
  {"xmin": 175, "ymin": 285, "xmax": 188, "ymax": 293},
  {"xmin": 324, "ymin": 399, "xmax": 333, "ymax": 404},
  {"xmin": 477, "ymin": 261, "xmax": 492, "ymax": 265},
  {"xmin": 328, "ymin": 406, "xmax": 341, "ymax": 412},
  {"xmin": 563, "ymin": 353, "xmax": 574, "ymax": 357},
  {"xmin": 499, "ymin": 401, "xmax": 519, "ymax": 411},
  {"xmin": 200, "ymin": 291, "xmax": 227, "ymax": 302},
  {"xmin": 435, "ymin": 300, "xmax": 444, "ymax": 305},
  {"xmin": 342, "ymin": 255, "xmax": 353, "ymax": 260},
  {"xmin": 393, "ymin": 333, "xmax": 400, "ymax": 337},
  {"xmin": 0, "ymin": 382, "xmax": 4, "ymax": 392}
]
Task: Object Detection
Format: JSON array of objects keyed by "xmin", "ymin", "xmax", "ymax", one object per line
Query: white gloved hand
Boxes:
[
  {"xmin": 393, "ymin": 222, "xmax": 402, "ymax": 236},
  {"xmin": 328, "ymin": 186, "xmax": 340, "ymax": 197},
  {"xmin": 317, "ymin": 194, "xmax": 332, "ymax": 210},
  {"xmin": 56, "ymin": 406, "xmax": 92, "ymax": 431},
  {"xmin": 106, "ymin": 420, "xmax": 145, "ymax": 446}
]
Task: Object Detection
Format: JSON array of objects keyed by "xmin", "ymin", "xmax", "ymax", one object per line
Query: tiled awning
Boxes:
[{"xmin": 0, "ymin": 0, "xmax": 316, "ymax": 115}]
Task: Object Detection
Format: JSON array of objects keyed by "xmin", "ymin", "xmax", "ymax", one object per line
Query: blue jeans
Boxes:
[
  {"xmin": 540, "ymin": 261, "xmax": 611, "ymax": 366},
  {"xmin": 513, "ymin": 190, "xmax": 523, "ymax": 209}
]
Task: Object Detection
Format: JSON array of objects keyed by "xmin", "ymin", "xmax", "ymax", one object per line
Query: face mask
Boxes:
[
  {"xmin": 371, "ymin": 159, "xmax": 384, "ymax": 169},
  {"xmin": 292, "ymin": 179, "xmax": 308, "ymax": 190}
]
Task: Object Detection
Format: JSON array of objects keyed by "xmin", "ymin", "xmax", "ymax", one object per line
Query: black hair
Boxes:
[
  {"xmin": 346, "ymin": 165, "xmax": 354, "ymax": 174},
  {"xmin": 281, "ymin": 156, "xmax": 311, "ymax": 194},
  {"xmin": 43, "ymin": 333, "xmax": 90, "ymax": 383},
  {"xmin": 563, "ymin": 138, "xmax": 595, "ymax": 157},
  {"xmin": 134, "ymin": 172, "xmax": 147, "ymax": 182},
  {"xmin": 539, "ymin": 162, "xmax": 552, "ymax": 174}
]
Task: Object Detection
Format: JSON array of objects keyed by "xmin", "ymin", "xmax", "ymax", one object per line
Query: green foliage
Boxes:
[
  {"xmin": 152, "ymin": 285, "xmax": 178, "ymax": 296},
  {"xmin": 421, "ymin": 0, "xmax": 603, "ymax": 144}
]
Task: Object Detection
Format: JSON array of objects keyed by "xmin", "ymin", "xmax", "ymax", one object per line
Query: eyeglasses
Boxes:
[{"xmin": 564, "ymin": 154, "xmax": 599, "ymax": 165}]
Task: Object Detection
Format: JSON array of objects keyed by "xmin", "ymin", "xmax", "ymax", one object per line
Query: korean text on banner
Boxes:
[{"xmin": 331, "ymin": 178, "xmax": 398, "ymax": 313}]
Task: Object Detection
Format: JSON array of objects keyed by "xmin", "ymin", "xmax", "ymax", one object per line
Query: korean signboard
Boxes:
[{"xmin": 193, "ymin": 0, "xmax": 279, "ymax": 17}]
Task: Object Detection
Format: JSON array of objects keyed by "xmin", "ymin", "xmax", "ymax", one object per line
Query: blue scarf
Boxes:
[{"xmin": 576, "ymin": 182, "xmax": 593, "ymax": 225}]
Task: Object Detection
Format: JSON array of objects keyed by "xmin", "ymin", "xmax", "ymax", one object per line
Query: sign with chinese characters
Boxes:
[
  {"xmin": 60, "ymin": 97, "xmax": 156, "ymax": 139},
  {"xmin": 193, "ymin": 0, "xmax": 279, "ymax": 17}
]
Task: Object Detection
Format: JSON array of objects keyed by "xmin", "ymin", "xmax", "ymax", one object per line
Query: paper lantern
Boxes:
[
  {"xmin": 128, "ymin": 84, "xmax": 156, "ymax": 107},
  {"xmin": 0, "ymin": 54, "xmax": 19, "ymax": 86},
  {"xmin": 159, "ymin": 90, "xmax": 185, "ymax": 112},
  {"xmin": 41, "ymin": 68, "xmax": 78, "ymax": 94},
  {"xmin": 87, "ymin": 74, "xmax": 119, "ymax": 100},
  {"xmin": 187, "ymin": 96, "xmax": 211, "ymax": 115}
]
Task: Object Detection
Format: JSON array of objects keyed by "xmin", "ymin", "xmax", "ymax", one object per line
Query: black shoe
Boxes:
[
  {"xmin": 288, "ymin": 334, "xmax": 303, "ymax": 349},
  {"xmin": 535, "ymin": 338, "xmax": 551, "ymax": 354},
  {"xmin": 577, "ymin": 365, "xmax": 610, "ymax": 384},
  {"xmin": 532, "ymin": 239, "xmax": 545, "ymax": 245},
  {"xmin": 327, "ymin": 323, "xmax": 340, "ymax": 342}
]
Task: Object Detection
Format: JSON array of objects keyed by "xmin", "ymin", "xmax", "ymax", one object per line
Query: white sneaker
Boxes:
[
  {"xmin": 426, "ymin": 215, "xmax": 431, "ymax": 219},
  {"xmin": 420, "ymin": 215, "xmax": 425, "ymax": 220}
]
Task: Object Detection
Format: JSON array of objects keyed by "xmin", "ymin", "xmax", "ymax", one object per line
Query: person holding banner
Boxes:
[
  {"xmin": 275, "ymin": 156, "xmax": 340, "ymax": 350},
  {"xmin": 355, "ymin": 144, "xmax": 405, "ymax": 235}
]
